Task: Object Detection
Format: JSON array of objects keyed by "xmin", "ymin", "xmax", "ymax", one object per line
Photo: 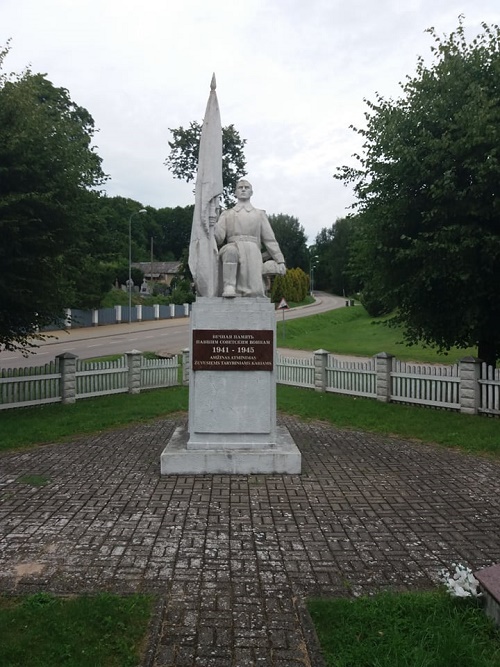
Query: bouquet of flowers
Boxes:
[{"xmin": 438, "ymin": 563, "xmax": 482, "ymax": 598}]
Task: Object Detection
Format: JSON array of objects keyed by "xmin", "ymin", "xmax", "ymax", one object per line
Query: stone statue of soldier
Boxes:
[{"xmin": 214, "ymin": 179, "xmax": 286, "ymax": 297}]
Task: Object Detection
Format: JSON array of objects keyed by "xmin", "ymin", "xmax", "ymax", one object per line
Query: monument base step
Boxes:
[
  {"xmin": 475, "ymin": 564, "xmax": 500, "ymax": 627},
  {"xmin": 160, "ymin": 426, "xmax": 301, "ymax": 475}
]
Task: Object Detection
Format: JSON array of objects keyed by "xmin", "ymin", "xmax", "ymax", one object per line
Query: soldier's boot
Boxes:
[{"xmin": 222, "ymin": 262, "xmax": 238, "ymax": 298}]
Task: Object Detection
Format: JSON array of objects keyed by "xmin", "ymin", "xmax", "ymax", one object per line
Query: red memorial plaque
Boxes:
[{"xmin": 192, "ymin": 329, "xmax": 274, "ymax": 371}]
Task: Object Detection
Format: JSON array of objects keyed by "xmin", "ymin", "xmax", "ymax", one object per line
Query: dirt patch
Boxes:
[{"xmin": 12, "ymin": 562, "xmax": 46, "ymax": 587}]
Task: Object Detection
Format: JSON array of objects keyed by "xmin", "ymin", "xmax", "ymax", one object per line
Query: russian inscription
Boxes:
[{"xmin": 192, "ymin": 329, "xmax": 274, "ymax": 371}]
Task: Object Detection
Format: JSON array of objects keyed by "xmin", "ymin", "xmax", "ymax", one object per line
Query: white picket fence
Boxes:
[
  {"xmin": 0, "ymin": 361, "xmax": 61, "ymax": 409},
  {"xmin": 0, "ymin": 353, "xmax": 182, "ymax": 410},
  {"xmin": 326, "ymin": 357, "xmax": 377, "ymax": 398},
  {"xmin": 277, "ymin": 356, "xmax": 315, "ymax": 388},
  {"xmin": 1, "ymin": 350, "xmax": 499, "ymax": 416},
  {"xmin": 277, "ymin": 354, "xmax": 380, "ymax": 398},
  {"xmin": 141, "ymin": 355, "xmax": 180, "ymax": 389},
  {"xmin": 390, "ymin": 359, "xmax": 460, "ymax": 409},
  {"xmin": 479, "ymin": 363, "xmax": 500, "ymax": 415},
  {"xmin": 276, "ymin": 352, "xmax": 500, "ymax": 416},
  {"xmin": 76, "ymin": 357, "xmax": 129, "ymax": 399}
]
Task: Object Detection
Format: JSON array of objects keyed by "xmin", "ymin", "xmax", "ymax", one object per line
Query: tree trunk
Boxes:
[{"xmin": 477, "ymin": 339, "xmax": 497, "ymax": 369}]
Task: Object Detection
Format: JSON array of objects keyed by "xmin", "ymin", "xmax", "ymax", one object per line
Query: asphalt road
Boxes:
[{"xmin": 0, "ymin": 292, "xmax": 347, "ymax": 370}]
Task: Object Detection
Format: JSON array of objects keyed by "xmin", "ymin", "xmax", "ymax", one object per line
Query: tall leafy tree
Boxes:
[
  {"xmin": 268, "ymin": 213, "xmax": 309, "ymax": 270},
  {"xmin": 165, "ymin": 122, "xmax": 247, "ymax": 206},
  {"xmin": 0, "ymin": 47, "xmax": 107, "ymax": 352},
  {"xmin": 75, "ymin": 197, "xmax": 194, "ymax": 291},
  {"xmin": 72, "ymin": 195, "xmax": 153, "ymax": 306},
  {"xmin": 314, "ymin": 217, "xmax": 360, "ymax": 296},
  {"xmin": 154, "ymin": 205, "xmax": 194, "ymax": 260},
  {"xmin": 90, "ymin": 195, "xmax": 154, "ymax": 263},
  {"xmin": 336, "ymin": 19, "xmax": 500, "ymax": 366}
]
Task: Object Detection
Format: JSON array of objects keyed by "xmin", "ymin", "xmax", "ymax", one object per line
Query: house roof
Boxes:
[{"xmin": 132, "ymin": 261, "xmax": 180, "ymax": 275}]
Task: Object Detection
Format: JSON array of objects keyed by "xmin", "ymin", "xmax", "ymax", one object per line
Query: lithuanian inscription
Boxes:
[{"xmin": 192, "ymin": 329, "xmax": 274, "ymax": 371}]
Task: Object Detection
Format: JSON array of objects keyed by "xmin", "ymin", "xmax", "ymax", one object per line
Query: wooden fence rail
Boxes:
[
  {"xmin": 390, "ymin": 360, "xmax": 460, "ymax": 409},
  {"xmin": 326, "ymin": 356, "xmax": 377, "ymax": 398},
  {"xmin": 274, "ymin": 351, "xmax": 499, "ymax": 416},
  {"xmin": 140, "ymin": 356, "xmax": 181, "ymax": 390},
  {"xmin": 0, "ymin": 361, "xmax": 61, "ymax": 409},
  {"xmin": 0, "ymin": 352, "xmax": 182, "ymax": 410},
  {"xmin": 479, "ymin": 362, "xmax": 500, "ymax": 415},
  {"xmin": 76, "ymin": 357, "xmax": 129, "ymax": 399},
  {"xmin": 1, "ymin": 350, "xmax": 499, "ymax": 416},
  {"xmin": 277, "ymin": 356, "xmax": 315, "ymax": 388}
]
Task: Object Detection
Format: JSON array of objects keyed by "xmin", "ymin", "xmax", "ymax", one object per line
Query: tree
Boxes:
[
  {"xmin": 314, "ymin": 217, "xmax": 361, "ymax": 296},
  {"xmin": 83, "ymin": 196, "xmax": 193, "ymax": 267},
  {"xmin": 166, "ymin": 249, "xmax": 194, "ymax": 304},
  {"xmin": 0, "ymin": 47, "xmax": 107, "ymax": 352},
  {"xmin": 336, "ymin": 19, "xmax": 500, "ymax": 366},
  {"xmin": 68, "ymin": 196, "xmax": 195, "ymax": 306},
  {"xmin": 268, "ymin": 214, "xmax": 309, "ymax": 270},
  {"xmin": 89, "ymin": 195, "xmax": 155, "ymax": 264},
  {"xmin": 270, "ymin": 267, "xmax": 309, "ymax": 303},
  {"xmin": 154, "ymin": 205, "xmax": 193, "ymax": 260},
  {"xmin": 165, "ymin": 122, "xmax": 247, "ymax": 205}
]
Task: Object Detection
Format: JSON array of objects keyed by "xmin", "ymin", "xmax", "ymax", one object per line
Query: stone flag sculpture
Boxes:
[
  {"xmin": 188, "ymin": 74, "xmax": 223, "ymax": 297},
  {"xmin": 161, "ymin": 75, "xmax": 301, "ymax": 476}
]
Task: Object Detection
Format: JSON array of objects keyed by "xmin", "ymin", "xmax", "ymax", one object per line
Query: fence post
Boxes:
[
  {"xmin": 154, "ymin": 304, "xmax": 160, "ymax": 320},
  {"xmin": 92, "ymin": 308, "xmax": 99, "ymax": 327},
  {"xmin": 126, "ymin": 350, "xmax": 142, "ymax": 394},
  {"xmin": 115, "ymin": 305, "xmax": 122, "ymax": 323},
  {"xmin": 57, "ymin": 352, "xmax": 78, "ymax": 404},
  {"xmin": 136, "ymin": 304, "xmax": 142, "ymax": 322},
  {"xmin": 169, "ymin": 304, "xmax": 176, "ymax": 318},
  {"xmin": 314, "ymin": 349, "xmax": 328, "ymax": 392},
  {"xmin": 182, "ymin": 348, "xmax": 190, "ymax": 386},
  {"xmin": 459, "ymin": 357, "xmax": 481, "ymax": 414},
  {"xmin": 64, "ymin": 308, "xmax": 72, "ymax": 329},
  {"xmin": 375, "ymin": 352, "xmax": 394, "ymax": 402},
  {"xmin": 183, "ymin": 303, "xmax": 190, "ymax": 316}
]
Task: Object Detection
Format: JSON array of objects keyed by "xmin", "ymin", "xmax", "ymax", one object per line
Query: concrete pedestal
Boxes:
[{"xmin": 160, "ymin": 297, "xmax": 301, "ymax": 475}]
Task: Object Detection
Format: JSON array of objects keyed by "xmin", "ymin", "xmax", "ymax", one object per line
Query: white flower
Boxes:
[{"xmin": 437, "ymin": 563, "xmax": 482, "ymax": 598}]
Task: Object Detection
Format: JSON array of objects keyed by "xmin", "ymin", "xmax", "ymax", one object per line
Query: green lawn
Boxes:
[
  {"xmin": 0, "ymin": 386, "xmax": 188, "ymax": 452},
  {"xmin": 308, "ymin": 591, "xmax": 500, "ymax": 667},
  {"xmin": 0, "ymin": 592, "xmax": 152, "ymax": 667},
  {"xmin": 1, "ymin": 384, "xmax": 499, "ymax": 457},
  {"xmin": 277, "ymin": 385, "xmax": 500, "ymax": 457},
  {"xmin": 277, "ymin": 306, "xmax": 477, "ymax": 363}
]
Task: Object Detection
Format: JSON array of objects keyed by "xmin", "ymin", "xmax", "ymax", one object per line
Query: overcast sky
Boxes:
[{"xmin": 2, "ymin": 0, "xmax": 498, "ymax": 244}]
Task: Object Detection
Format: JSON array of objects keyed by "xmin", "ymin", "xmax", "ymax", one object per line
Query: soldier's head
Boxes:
[{"xmin": 235, "ymin": 180, "xmax": 253, "ymax": 201}]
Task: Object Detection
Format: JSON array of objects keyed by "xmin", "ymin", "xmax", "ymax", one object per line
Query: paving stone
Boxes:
[{"xmin": 1, "ymin": 415, "xmax": 500, "ymax": 665}]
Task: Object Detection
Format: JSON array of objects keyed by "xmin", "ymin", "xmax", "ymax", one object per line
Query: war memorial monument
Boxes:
[{"xmin": 160, "ymin": 77, "xmax": 301, "ymax": 475}]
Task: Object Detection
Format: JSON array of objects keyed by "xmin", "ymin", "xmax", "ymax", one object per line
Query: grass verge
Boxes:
[
  {"xmin": 285, "ymin": 295, "xmax": 315, "ymax": 308},
  {"xmin": 0, "ymin": 386, "xmax": 188, "ymax": 452},
  {"xmin": 1, "ymin": 385, "xmax": 499, "ymax": 457},
  {"xmin": 277, "ymin": 306, "xmax": 477, "ymax": 363},
  {"xmin": 81, "ymin": 351, "xmax": 160, "ymax": 363},
  {"xmin": 308, "ymin": 591, "xmax": 500, "ymax": 667},
  {"xmin": 0, "ymin": 592, "xmax": 153, "ymax": 667},
  {"xmin": 277, "ymin": 385, "xmax": 500, "ymax": 457}
]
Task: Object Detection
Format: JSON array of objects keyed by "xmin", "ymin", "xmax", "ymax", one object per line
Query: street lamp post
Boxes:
[
  {"xmin": 309, "ymin": 249, "xmax": 318, "ymax": 297},
  {"xmin": 128, "ymin": 209, "xmax": 147, "ymax": 323}
]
